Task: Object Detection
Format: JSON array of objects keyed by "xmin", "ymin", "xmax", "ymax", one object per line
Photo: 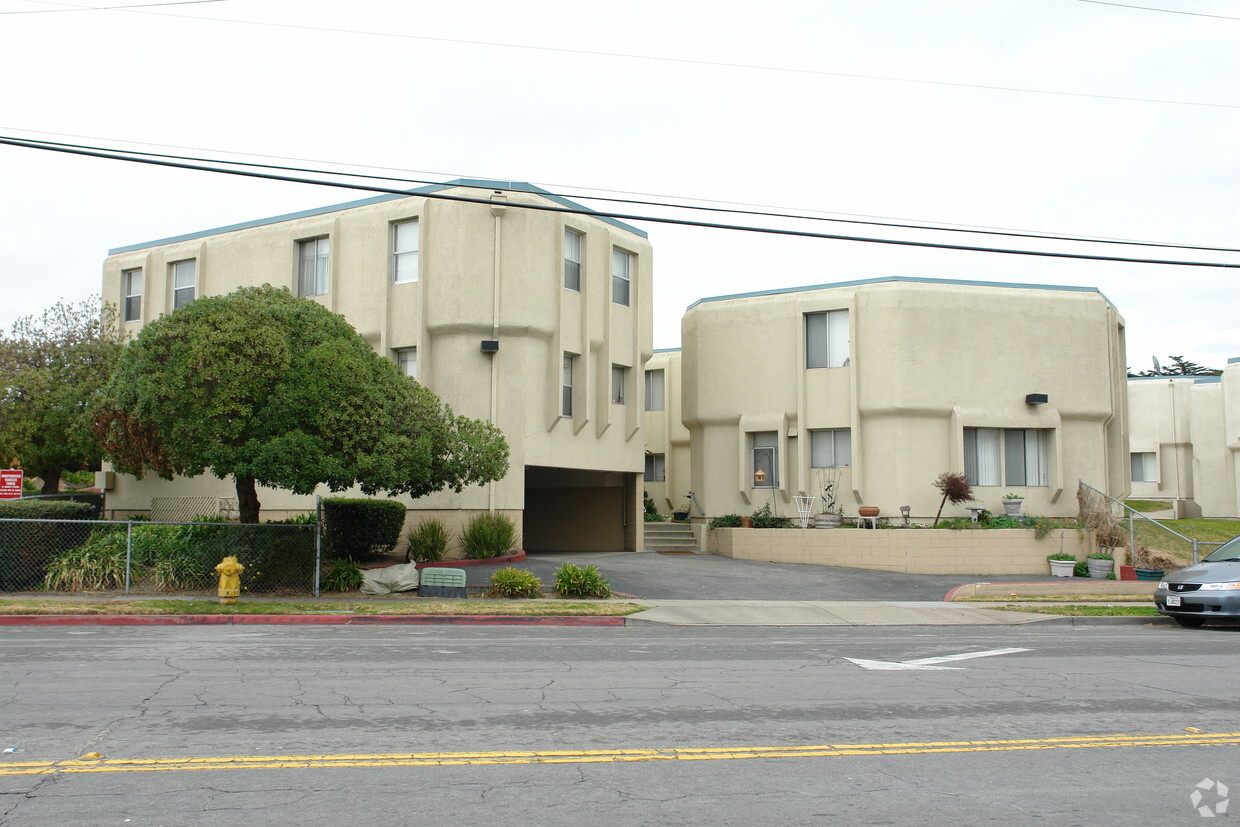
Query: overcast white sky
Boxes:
[{"xmin": 1, "ymin": 0, "xmax": 1237, "ymax": 370}]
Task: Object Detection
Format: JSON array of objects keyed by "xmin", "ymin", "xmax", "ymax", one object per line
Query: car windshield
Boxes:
[{"xmin": 1203, "ymin": 536, "xmax": 1240, "ymax": 563}]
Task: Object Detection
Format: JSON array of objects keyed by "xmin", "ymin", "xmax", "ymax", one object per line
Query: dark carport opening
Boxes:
[{"xmin": 522, "ymin": 465, "xmax": 638, "ymax": 552}]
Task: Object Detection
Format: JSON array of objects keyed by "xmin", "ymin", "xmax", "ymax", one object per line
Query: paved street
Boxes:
[{"xmin": 1, "ymin": 623, "xmax": 1237, "ymax": 824}]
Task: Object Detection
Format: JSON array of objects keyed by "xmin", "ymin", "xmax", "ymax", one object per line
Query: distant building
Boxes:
[
  {"xmin": 647, "ymin": 277, "xmax": 1130, "ymax": 521},
  {"xmin": 1127, "ymin": 360, "xmax": 1240, "ymax": 518},
  {"xmin": 101, "ymin": 180, "xmax": 653, "ymax": 551}
]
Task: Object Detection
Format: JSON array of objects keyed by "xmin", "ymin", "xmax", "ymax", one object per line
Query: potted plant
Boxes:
[
  {"xmin": 1087, "ymin": 551, "xmax": 1114, "ymax": 579},
  {"xmin": 672, "ymin": 495, "xmax": 691, "ymax": 522},
  {"xmin": 1002, "ymin": 493, "xmax": 1024, "ymax": 518},
  {"xmin": 1048, "ymin": 552, "xmax": 1076, "ymax": 577}
]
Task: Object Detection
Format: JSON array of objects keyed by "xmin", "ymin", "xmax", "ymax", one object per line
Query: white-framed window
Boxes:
[
  {"xmin": 297, "ymin": 237, "xmax": 330, "ymax": 297},
  {"xmin": 564, "ymin": 229, "xmax": 582, "ymax": 291},
  {"xmin": 810, "ymin": 429, "xmax": 852, "ymax": 468},
  {"xmin": 562, "ymin": 354, "xmax": 575, "ymax": 417},
  {"xmin": 611, "ymin": 247, "xmax": 631, "ymax": 306},
  {"xmin": 393, "ymin": 220, "xmax": 419, "ymax": 283},
  {"xmin": 611, "ymin": 365, "xmax": 627, "ymax": 405},
  {"xmin": 1131, "ymin": 451, "xmax": 1158, "ymax": 483},
  {"xmin": 395, "ymin": 347, "xmax": 417, "ymax": 381},
  {"xmin": 752, "ymin": 431, "xmax": 778, "ymax": 488},
  {"xmin": 171, "ymin": 259, "xmax": 196, "ymax": 310},
  {"xmin": 644, "ymin": 369, "xmax": 665, "ymax": 412},
  {"xmin": 964, "ymin": 427, "xmax": 1049, "ymax": 487},
  {"xmin": 122, "ymin": 268, "xmax": 142, "ymax": 322},
  {"xmin": 644, "ymin": 453, "xmax": 666, "ymax": 482},
  {"xmin": 805, "ymin": 310, "xmax": 849, "ymax": 369}
]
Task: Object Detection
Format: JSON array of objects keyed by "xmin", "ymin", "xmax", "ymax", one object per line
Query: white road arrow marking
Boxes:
[{"xmin": 845, "ymin": 647, "xmax": 1032, "ymax": 671}]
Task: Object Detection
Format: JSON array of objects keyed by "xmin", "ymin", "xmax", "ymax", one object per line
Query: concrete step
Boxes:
[{"xmin": 644, "ymin": 522, "xmax": 697, "ymax": 553}]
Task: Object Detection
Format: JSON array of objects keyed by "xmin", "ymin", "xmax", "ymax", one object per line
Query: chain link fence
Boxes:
[{"xmin": 0, "ymin": 517, "xmax": 321, "ymax": 596}]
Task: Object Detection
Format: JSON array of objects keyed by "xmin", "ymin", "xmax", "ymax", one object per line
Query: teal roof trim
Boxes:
[
  {"xmin": 1193, "ymin": 376, "xmax": 1223, "ymax": 384},
  {"xmin": 685, "ymin": 276, "xmax": 1114, "ymax": 311},
  {"xmin": 1229, "ymin": 357, "xmax": 1240, "ymax": 364},
  {"xmin": 653, "ymin": 347, "xmax": 682, "ymax": 354},
  {"xmin": 109, "ymin": 179, "xmax": 645, "ymax": 254}
]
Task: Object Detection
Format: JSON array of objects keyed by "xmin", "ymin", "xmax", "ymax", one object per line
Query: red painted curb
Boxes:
[
  {"xmin": 416, "ymin": 550, "xmax": 527, "ymax": 568},
  {"xmin": 0, "ymin": 613, "xmax": 625, "ymax": 627}
]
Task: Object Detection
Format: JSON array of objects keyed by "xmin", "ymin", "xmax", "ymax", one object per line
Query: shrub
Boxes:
[
  {"xmin": 1047, "ymin": 552, "xmax": 1077, "ymax": 561},
  {"xmin": 0, "ymin": 499, "xmax": 96, "ymax": 520},
  {"xmin": 487, "ymin": 567, "xmax": 542, "ymax": 598},
  {"xmin": 0, "ymin": 499, "xmax": 97, "ymax": 589},
  {"xmin": 459, "ymin": 513, "xmax": 517, "ymax": 560},
  {"xmin": 709, "ymin": 514, "xmax": 743, "ymax": 528},
  {"xmin": 1074, "ymin": 561, "xmax": 1090, "ymax": 577},
  {"xmin": 750, "ymin": 504, "xmax": 790, "ymax": 529},
  {"xmin": 43, "ymin": 529, "xmax": 128, "ymax": 591},
  {"xmin": 405, "ymin": 519, "xmax": 452, "ymax": 563},
  {"xmin": 268, "ymin": 512, "xmax": 317, "ymax": 525},
  {"xmin": 321, "ymin": 498, "xmax": 407, "ymax": 560},
  {"xmin": 322, "ymin": 557, "xmax": 364, "ymax": 592},
  {"xmin": 553, "ymin": 561, "xmax": 611, "ymax": 598},
  {"xmin": 644, "ymin": 511, "xmax": 666, "ymax": 522}
]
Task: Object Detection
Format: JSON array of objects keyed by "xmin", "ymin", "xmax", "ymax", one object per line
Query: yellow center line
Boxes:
[{"xmin": 2, "ymin": 733, "xmax": 1237, "ymax": 776}]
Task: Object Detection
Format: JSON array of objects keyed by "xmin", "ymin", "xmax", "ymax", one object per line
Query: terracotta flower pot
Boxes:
[
  {"xmin": 857, "ymin": 506, "xmax": 880, "ymax": 517},
  {"xmin": 739, "ymin": 517, "xmax": 753, "ymax": 528}
]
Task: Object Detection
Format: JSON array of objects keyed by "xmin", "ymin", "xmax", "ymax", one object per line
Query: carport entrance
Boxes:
[{"xmin": 523, "ymin": 466, "xmax": 639, "ymax": 552}]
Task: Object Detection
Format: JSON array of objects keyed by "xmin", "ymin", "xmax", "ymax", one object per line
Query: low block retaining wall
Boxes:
[{"xmin": 708, "ymin": 528, "xmax": 1092, "ymax": 575}]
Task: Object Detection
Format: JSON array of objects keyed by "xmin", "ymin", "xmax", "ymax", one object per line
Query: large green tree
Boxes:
[
  {"xmin": 93, "ymin": 285, "xmax": 509, "ymax": 523},
  {"xmin": 0, "ymin": 297, "xmax": 125, "ymax": 493}
]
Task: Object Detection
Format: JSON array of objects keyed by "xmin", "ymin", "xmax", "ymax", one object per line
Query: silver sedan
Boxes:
[{"xmin": 1154, "ymin": 536, "xmax": 1240, "ymax": 627}]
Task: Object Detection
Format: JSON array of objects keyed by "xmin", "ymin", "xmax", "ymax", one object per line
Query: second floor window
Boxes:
[
  {"xmin": 122, "ymin": 268, "xmax": 142, "ymax": 322},
  {"xmin": 297, "ymin": 237, "xmax": 330, "ymax": 297},
  {"xmin": 805, "ymin": 310, "xmax": 849, "ymax": 368},
  {"xmin": 612, "ymin": 365, "xmax": 628, "ymax": 404},
  {"xmin": 612, "ymin": 248, "xmax": 631, "ymax": 306},
  {"xmin": 393, "ymin": 220, "xmax": 419, "ymax": 283},
  {"xmin": 171, "ymin": 260, "xmax": 196, "ymax": 310},
  {"xmin": 644, "ymin": 369, "xmax": 665, "ymax": 411},
  {"xmin": 564, "ymin": 229, "xmax": 582, "ymax": 291}
]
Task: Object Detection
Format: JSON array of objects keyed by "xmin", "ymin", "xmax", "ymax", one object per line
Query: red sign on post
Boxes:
[{"xmin": 0, "ymin": 469, "xmax": 23, "ymax": 499}]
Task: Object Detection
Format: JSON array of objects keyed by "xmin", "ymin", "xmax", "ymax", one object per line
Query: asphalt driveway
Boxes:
[{"xmin": 465, "ymin": 551, "xmax": 1064, "ymax": 601}]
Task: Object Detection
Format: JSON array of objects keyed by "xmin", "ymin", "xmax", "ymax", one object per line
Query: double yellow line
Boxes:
[{"xmin": 3, "ymin": 733, "xmax": 1237, "ymax": 776}]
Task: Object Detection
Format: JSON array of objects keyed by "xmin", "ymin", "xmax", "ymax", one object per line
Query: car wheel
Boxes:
[{"xmin": 1173, "ymin": 616, "xmax": 1205, "ymax": 628}]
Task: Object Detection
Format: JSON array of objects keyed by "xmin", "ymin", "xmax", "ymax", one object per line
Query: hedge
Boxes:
[
  {"xmin": 0, "ymin": 499, "xmax": 97, "ymax": 590},
  {"xmin": 320, "ymin": 498, "xmax": 407, "ymax": 560}
]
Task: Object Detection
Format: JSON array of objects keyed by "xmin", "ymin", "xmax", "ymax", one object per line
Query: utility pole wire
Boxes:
[
  {"xmin": 9, "ymin": 133, "xmax": 1237, "ymax": 255},
  {"xmin": 2, "ymin": 135, "xmax": 1237, "ymax": 270}
]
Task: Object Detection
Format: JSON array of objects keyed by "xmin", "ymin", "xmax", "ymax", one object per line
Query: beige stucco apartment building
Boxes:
[
  {"xmin": 100, "ymin": 180, "xmax": 653, "ymax": 551},
  {"xmin": 1128, "ymin": 360, "xmax": 1240, "ymax": 518},
  {"xmin": 659, "ymin": 277, "xmax": 1130, "ymax": 521}
]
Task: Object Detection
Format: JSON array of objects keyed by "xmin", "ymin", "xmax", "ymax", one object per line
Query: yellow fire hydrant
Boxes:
[{"xmin": 214, "ymin": 556, "xmax": 244, "ymax": 605}]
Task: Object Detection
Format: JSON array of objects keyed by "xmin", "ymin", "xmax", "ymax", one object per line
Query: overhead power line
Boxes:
[
  {"xmin": 2, "ymin": 134, "xmax": 1238, "ymax": 270},
  {"xmin": 0, "ymin": 0, "xmax": 222, "ymax": 15},
  {"xmin": 3, "ymin": 125, "xmax": 1201, "ymax": 249},
  {"xmin": 6, "ymin": 133, "xmax": 1239, "ymax": 257},
  {"xmin": 1078, "ymin": 0, "xmax": 1240, "ymax": 22}
]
